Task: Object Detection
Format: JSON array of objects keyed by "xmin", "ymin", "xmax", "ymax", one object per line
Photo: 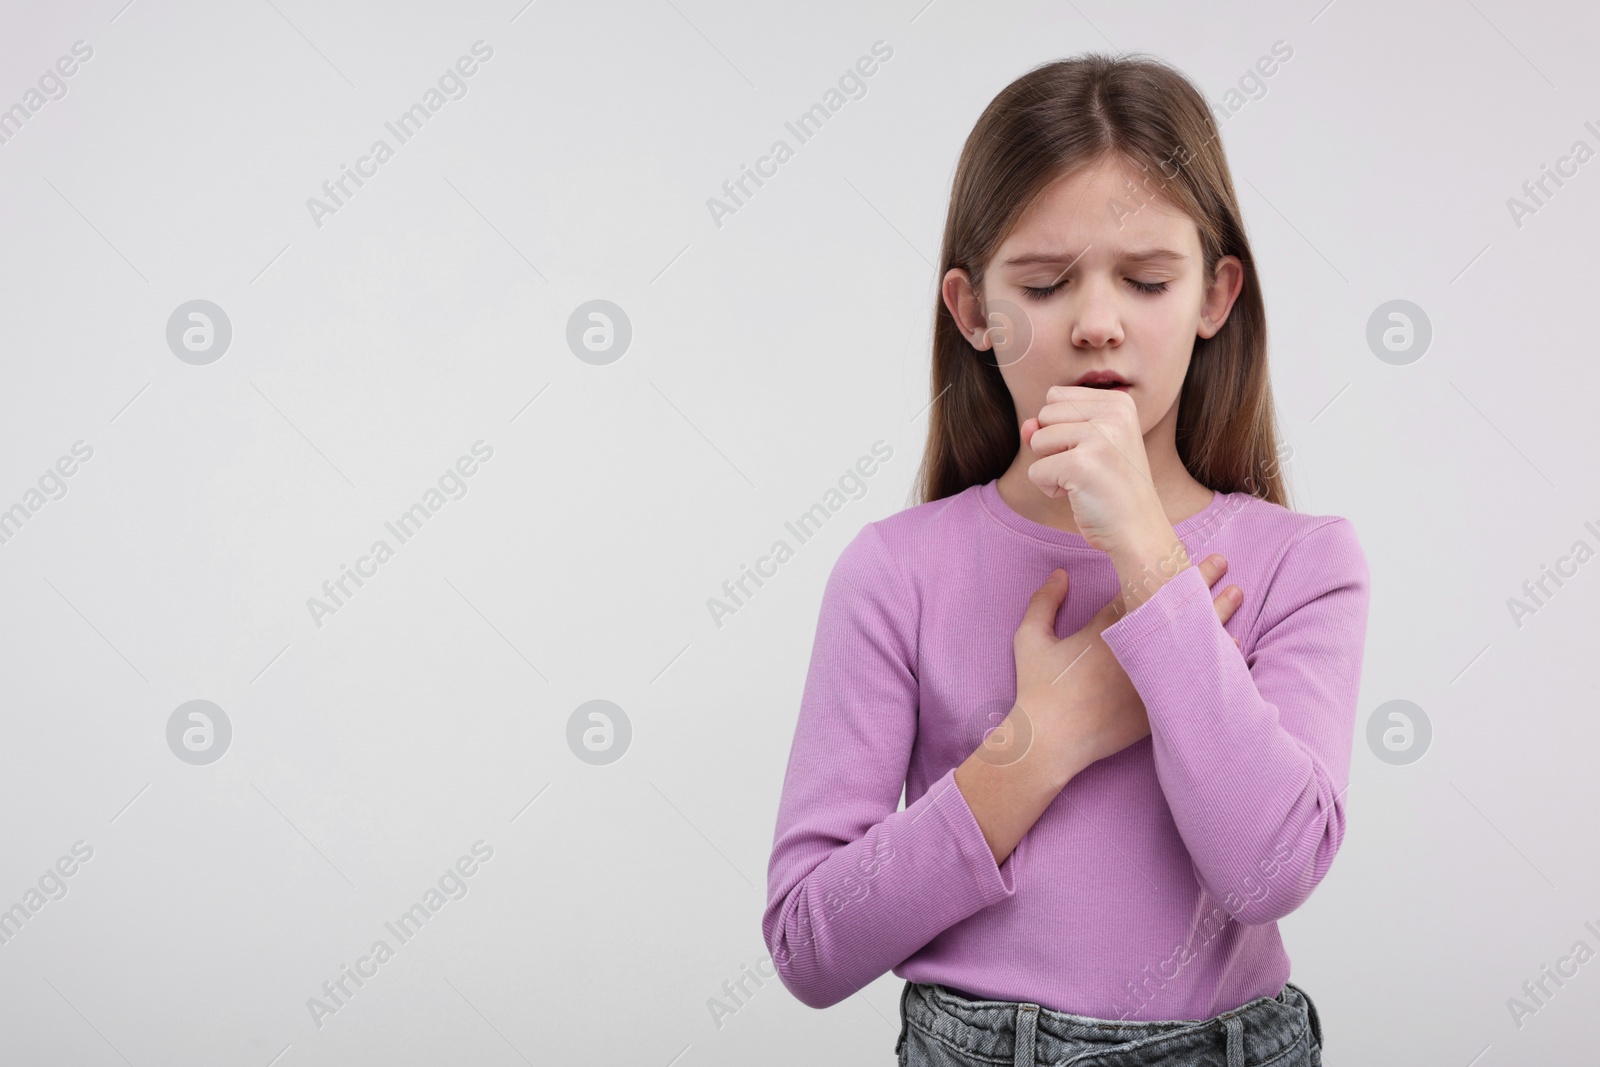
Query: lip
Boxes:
[{"xmin": 1070, "ymin": 370, "xmax": 1131, "ymax": 389}]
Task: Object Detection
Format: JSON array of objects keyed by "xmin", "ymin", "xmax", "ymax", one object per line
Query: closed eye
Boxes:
[{"xmin": 1021, "ymin": 278, "xmax": 1169, "ymax": 300}]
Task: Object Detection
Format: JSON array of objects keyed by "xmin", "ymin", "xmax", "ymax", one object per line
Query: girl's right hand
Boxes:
[{"xmin": 1012, "ymin": 554, "xmax": 1242, "ymax": 775}]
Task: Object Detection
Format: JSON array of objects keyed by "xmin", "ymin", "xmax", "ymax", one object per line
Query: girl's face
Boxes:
[{"xmin": 944, "ymin": 155, "xmax": 1242, "ymax": 443}]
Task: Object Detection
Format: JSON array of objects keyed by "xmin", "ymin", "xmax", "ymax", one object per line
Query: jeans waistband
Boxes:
[{"xmin": 896, "ymin": 979, "xmax": 1321, "ymax": 1067}]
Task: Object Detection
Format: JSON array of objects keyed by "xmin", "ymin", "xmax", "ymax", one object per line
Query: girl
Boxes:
[{"xmin": 763, "ymin": 52, "xmax": 1368, "ymax": 1067}]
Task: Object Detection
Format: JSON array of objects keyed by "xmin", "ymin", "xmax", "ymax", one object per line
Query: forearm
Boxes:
[
  {"xmin": 953, "ymin": 705, "xmax": 1089, "ymax": 865},
  {"xmin": 1097, "ymin": 526, "xmax": 1369, "ymax": 925},
  {"xmin": 1144, "ymin": 675, "xmax": 1339, "ymax": 923},
  {"xmin": 766, "ymin": 765, "xmax": 1019, "ymax": 1008}
]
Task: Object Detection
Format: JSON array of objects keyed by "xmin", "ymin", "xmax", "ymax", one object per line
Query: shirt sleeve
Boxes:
[
  {"xmin": 1098, "ymin": 517, "xmax": 1371, "ymax": 926},
  {"xmin": 762, "ymin": 522, "xmax": 1017, "ymax": 1009}
]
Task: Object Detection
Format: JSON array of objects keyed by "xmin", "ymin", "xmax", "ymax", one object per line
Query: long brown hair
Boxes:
[{"xmin": 913, "ymin": 52, "xmax": 1289, "ymax": 509}]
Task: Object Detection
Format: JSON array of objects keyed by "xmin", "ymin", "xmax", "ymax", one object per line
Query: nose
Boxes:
[{"xmin": 1069, "ymin": 276, "xmax": 1124, "ymax": 350}]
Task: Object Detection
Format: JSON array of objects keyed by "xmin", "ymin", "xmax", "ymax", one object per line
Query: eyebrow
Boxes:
[{"xmin": 999, "ymin": 247, "xmax": 1187, "ymax": 268}]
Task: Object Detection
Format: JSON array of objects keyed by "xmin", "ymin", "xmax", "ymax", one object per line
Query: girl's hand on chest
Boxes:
[{"xmin": 1010, "ymin": 553, "xmax": 1243, "ymax": 774}]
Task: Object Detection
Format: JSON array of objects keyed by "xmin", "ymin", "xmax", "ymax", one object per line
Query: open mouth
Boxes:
[{"xmin": 1072, "ymin": 371, "xmax": 1131, "ymax": 390}]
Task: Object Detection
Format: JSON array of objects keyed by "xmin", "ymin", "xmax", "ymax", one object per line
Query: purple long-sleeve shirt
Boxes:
[{"xmin": 762, "ymin": 479, "xmax": 1370, "ymax": 1020}]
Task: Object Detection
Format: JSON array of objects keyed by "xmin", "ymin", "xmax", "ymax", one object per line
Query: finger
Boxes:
[
  {"xmin": 1190, "ymin": 552, "xmax": 1238, "ymax": 625},
  {"xmin": 1025, "ymin": 452, "xmax": 1077, "ymax": 499},
  {"xmin": 1021, "ymin": 417, "xmax": 1040, "ymax": 451},
  {"xmin": 1023, "ymin": 424, "xmax": 1101, "ymax": 496},
  {"xmin": 1193, "ymin": 553, "xmax": 1242, "ymax": 622},
  {"xmin": 1017, "ymin": 568, "xmax": 1069, "ymax": 645},
  {"xmin": 1194, "ymin": 553, "xmax": 1228, "ymax": 588},
  {"xmin": 1042, "ymin": 383, "xmax": 1125, "ymax": 408},
  {"xmin": 1038, "ymin": 385, "xmax": 1135, "ymax": 425},
  {"xmin": 1025, "ymin": 419, "xmax": 1096, "ymax": 459},
  {"xmin": 1214, "ymin": 584, "xmax": 1242, "ymax": 628}
]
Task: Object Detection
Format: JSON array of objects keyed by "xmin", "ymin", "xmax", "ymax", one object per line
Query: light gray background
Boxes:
[{"xmin": 1, "ymin": 0, "xmax": 1596, "ymax": 1064}]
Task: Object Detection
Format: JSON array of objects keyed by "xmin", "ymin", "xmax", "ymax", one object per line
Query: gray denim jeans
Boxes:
[{"xmin": 896, "ymin": 980, "xmax": 1323, "ymax": 1067}]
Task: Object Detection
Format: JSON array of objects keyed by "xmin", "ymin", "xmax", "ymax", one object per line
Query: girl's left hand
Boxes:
[{"xmin": 1021, "ymin": 385, "xmax": 1172, "ymax": 558}]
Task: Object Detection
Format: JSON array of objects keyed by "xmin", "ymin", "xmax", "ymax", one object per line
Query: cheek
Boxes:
[
  {"xmin": 989, "ymin": 311, "xmax": 1042, "ymax": 368},
  {"xmin": 1125, "ymin": 390, "xmax": 1150, "ymax": 435},
  {"xmin": 1141, "ymin": 300, "xmax": 1195, "ymax": 341},
  {"xmin": 995, "ymin": 364, "xmax": 1036, "ymax": 414},
  {"xmin": 1134, "ymin": 362, "xmax": 1190, "ymax": 432},
  {"xmin": 1135, "ymin": 306, "xmax": 1198, "ymax": 383}
]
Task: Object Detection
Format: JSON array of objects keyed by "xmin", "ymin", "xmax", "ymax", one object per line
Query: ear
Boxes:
[
  {"xmin": 1197, "ymin": 255, "xmax": 1245, "ymax": 340},
  {"xmin": 942, "ymin": 267, "xmax": 991, "ymax": 348}
]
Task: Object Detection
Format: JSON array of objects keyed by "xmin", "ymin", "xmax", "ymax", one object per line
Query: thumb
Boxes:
[{"xmin": 1019, "ymin": 568, "xmax": 1069, "ymax": 640}]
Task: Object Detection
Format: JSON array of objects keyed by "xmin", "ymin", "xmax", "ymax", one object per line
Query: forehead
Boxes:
[{"xmin": 997, "ymin": 157, "xmax": 1199, "ymax": 261}]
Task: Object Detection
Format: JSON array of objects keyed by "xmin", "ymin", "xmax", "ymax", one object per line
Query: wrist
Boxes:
[
  {"xmin": 1109, "ymin": 529, "xmax": 1191, "ymax": 616},
  {"xmin": 964, "ymin": 703, "xmax": 1087, "ymax": 792},
  {"xmin": 1013, "ymin": 703, "xmax": 1097, "ymax": 790}
]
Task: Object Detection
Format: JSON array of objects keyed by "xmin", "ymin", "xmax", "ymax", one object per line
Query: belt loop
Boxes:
[
  {"xmin": 1013, "ymin": 1002, "xmax": 1039, "ymax": 1067},
  {"xmin": 1302, "ymin": 986, "xmax": 1324, "ymax": 1049},
  {"xmin": 1222, "ymin": 1013, "xmax": 1245, "ymax": 1067},
  {"xmin": 895, "ymin": 982, "xmax": 912, "ymax": 1057}
]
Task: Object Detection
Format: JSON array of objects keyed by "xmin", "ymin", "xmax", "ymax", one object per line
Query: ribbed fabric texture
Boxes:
[{"xmin": 762, "ymin": 479, "xmax": 1370, "ymax": 1020}]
